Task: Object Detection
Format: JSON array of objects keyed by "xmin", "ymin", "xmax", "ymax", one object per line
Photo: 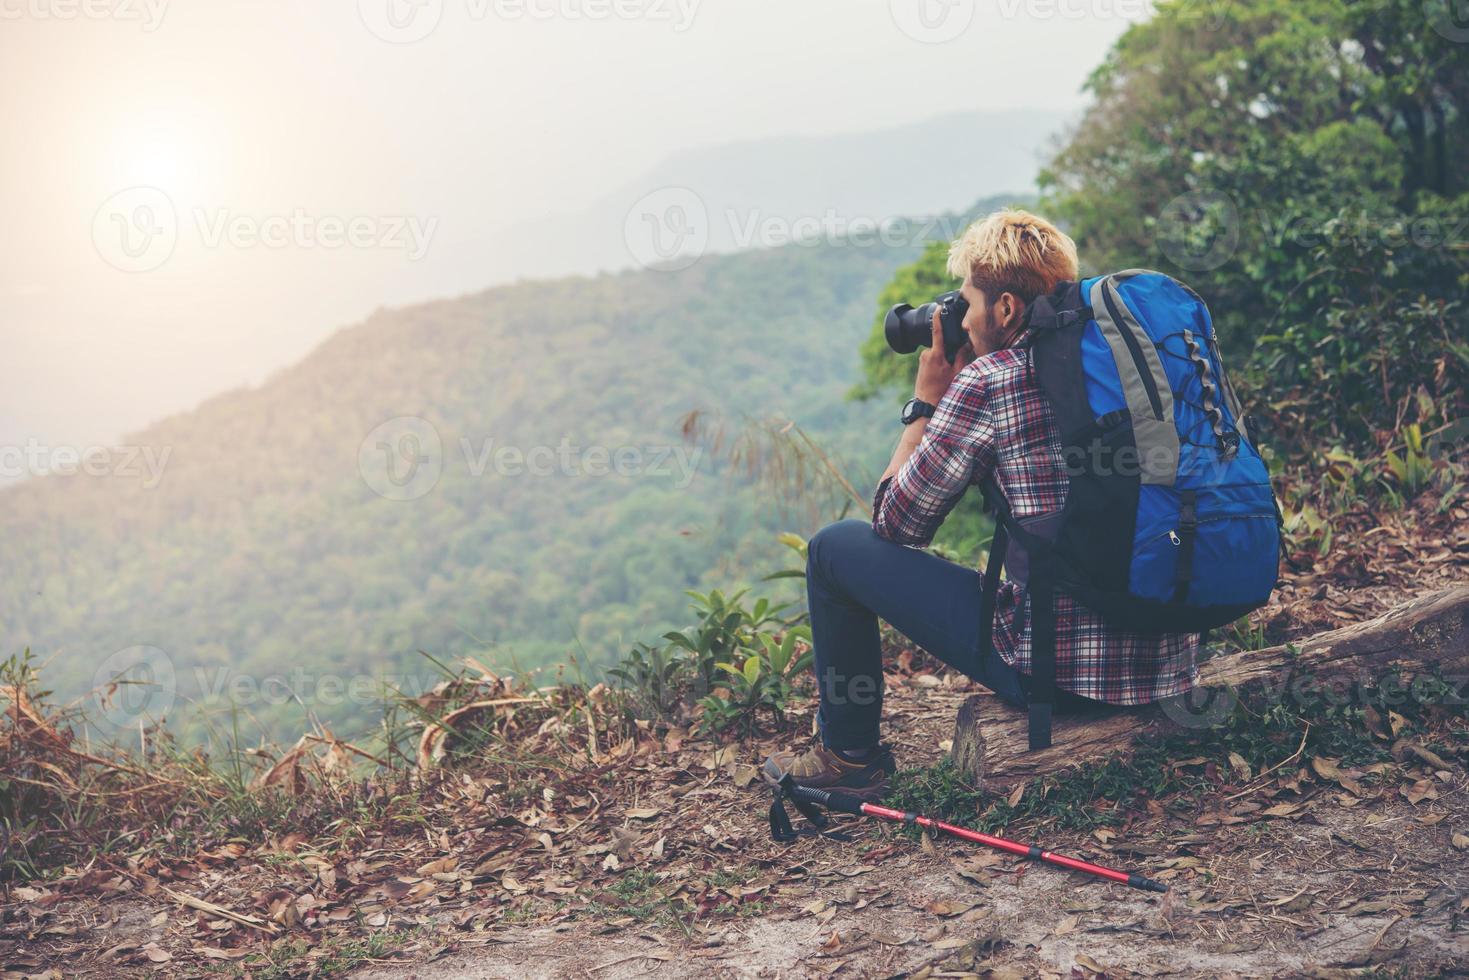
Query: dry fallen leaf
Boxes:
[
  {"xmin": 140, "ymin": 943, "xmax": 171, "ymax": 964},
  {"xmin": 197, "ymin": 946, "xmax": 251, "ymax": 961},
  {"xmin": 416, "ymin": 857, "xmax": 457, "ymax": 877},
  {"xmin": 1406, "ymin": 744, "xmax": 1453, "ymax": 771},
  {"xmin": 1261, "ymin": 802, "xmax": 1304, "ymax": 818},
  {"xmin": 1401, "ymin": 779, "xmax": 1439, "ymax": 804},
  {"xmin": 1311, "ymin": 756, "xmax": 1343, "ymax": 782},
  {"xmin": 707, "ymin": 746, "xmax": 737, "ymax": 770}
]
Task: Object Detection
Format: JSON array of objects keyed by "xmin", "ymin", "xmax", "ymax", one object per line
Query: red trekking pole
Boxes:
[{"xmin": 764, "ymin": 763, "xmax": 1167, "ymax": 894}]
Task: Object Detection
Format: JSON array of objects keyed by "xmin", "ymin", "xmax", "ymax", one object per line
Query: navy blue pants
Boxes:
[{"xmin": 805, "ymin": 518, "xmax": 1048, "ymax": 750}]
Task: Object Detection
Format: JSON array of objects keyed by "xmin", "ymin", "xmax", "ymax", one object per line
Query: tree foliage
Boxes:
[{"xmin": 1038, "ymin": 0, "xmax": 1469, "ymax": 450}]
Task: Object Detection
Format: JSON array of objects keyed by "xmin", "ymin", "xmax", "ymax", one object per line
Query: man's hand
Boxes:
[
  {"xmin": 914, "ymin": 306, "xmax": 975, "ymax": 404},
  {"xmin": 881, "ymin": 311, "xmax": 975, "ymax": 484}
]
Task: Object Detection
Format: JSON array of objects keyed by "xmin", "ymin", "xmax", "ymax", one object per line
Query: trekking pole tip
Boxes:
[{"xmin": 1128, "ymin": 873, "xmax": 1169, "ymax": 893}]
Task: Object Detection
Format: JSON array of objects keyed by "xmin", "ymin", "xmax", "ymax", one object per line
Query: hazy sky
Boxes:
[{"xmin": 0, "ymin": 0, "xmax": 1150, "ymax": 459}]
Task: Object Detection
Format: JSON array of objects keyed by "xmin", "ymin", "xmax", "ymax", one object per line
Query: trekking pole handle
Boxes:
[{"xmin": 785, "ymin": 783, "xmax": 865, "ymax": 816}]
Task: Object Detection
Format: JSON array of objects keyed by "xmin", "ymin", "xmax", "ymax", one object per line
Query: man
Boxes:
[{"xmin": 768, "ymin": 209, "xmax": 1199, "ymax": 799}]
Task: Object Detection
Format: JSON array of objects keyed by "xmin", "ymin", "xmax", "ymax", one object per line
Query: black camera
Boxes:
[{"xmin": 884, "ymin": 290, "xmax": 970, "ymax": 363}]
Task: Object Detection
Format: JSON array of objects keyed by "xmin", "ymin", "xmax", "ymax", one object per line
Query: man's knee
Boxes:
[{"xmin": 807, "ymin": 519, "xmax": 876, "ymax": 582}]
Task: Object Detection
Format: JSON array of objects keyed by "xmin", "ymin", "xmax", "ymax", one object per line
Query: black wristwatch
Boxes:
[{"xmin": 901, "ymin": 397, "xmax": 936, "ymax": 425}]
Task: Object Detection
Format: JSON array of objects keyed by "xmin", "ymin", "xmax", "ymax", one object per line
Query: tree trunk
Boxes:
[{"xmin": 948, "ymin": 585, "xmax": 1469, "ymax": 788}]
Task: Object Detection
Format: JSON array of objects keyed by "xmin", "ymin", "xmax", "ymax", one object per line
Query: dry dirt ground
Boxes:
[
  {"xmin": 343, "ymin": 685, "xmax": 1469, "ymax": 979},
  {"xmin": 9, "ymin": 677, "xmax": 1466, "ymax": 979}
]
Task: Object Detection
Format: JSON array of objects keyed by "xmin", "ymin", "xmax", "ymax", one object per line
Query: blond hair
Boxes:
[{"xmin": 946, "ymin": 208, "xmax": 1079, "ymax": 305}]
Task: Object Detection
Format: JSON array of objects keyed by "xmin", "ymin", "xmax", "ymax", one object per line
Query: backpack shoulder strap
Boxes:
[
  {"xmin": 1027, "ymin": 558, "xmax": 1056, "ymax": 751},
  {"xmin": 979, "ymin": 483, "xmax": 1057, "ymax": 752},
  {"xmin": 977, "ymin": 488, "xmax": 1009, "ymax": 670}
]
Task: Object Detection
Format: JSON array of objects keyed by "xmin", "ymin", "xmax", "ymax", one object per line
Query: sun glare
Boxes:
[{"xmin": 102, "ymin": 107, "xmax": 220, "ymax": 205}]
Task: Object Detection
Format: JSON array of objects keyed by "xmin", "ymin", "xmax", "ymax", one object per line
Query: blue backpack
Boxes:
[{"xmin": 981, "ymin": 269, "xmax": 1281, "ymax": 750}]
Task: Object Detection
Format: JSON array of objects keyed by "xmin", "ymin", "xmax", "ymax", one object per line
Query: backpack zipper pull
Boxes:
[{"xmin": 1168, "ymin": 530, "xmax": 1182, "ymax": 546}]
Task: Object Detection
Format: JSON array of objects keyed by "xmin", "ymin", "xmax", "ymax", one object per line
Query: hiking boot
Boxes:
[{"xmin": 763, "ymin": 742, "xmax": 896, "ymax": 801}]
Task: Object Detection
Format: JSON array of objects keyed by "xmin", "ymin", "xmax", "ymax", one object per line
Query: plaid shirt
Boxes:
[{"xmin": 872, "ymin": 336, "xmax": 1198, "ymax": 705}]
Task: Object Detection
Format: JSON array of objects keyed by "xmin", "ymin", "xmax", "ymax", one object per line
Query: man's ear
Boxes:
[
  {"xmin": 997, "ymin": 293, "xmax": 1030, "ymax": 348},
  {"xmin": 999, "ymin": 292, "xmax": 1024, "ymax": 330}
]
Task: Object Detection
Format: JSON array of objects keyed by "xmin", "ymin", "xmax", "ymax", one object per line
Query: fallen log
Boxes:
[{"xmin": 948, "ymin": 584, "xmax": 1469, "ymax": 788}]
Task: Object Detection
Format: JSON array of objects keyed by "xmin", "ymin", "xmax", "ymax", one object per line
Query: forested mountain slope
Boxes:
[{"xmin": 2, "ymin": 198, "xmax": 1011, "ymax": 739}]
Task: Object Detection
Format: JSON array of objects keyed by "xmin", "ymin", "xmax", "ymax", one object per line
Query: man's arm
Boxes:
[
  {"xmin": 872, "ymin": 312, "xmax": 997, "ymax": 547},
  {"xmin": 872, "ymin": 370, "xmax": 996, "ymax": 546},
  {"xmin": 879, "ymin": 414, "xmax": 930, "ymax": 483},
  {"xmin": 881, "ymin": 306, "xmax": 973, "ymax": 482}
]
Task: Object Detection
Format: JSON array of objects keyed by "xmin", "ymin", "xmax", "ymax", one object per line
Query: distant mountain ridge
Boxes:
[{"xmin": 458, "ymin": 108, "xmax": 1070, "ymax": 283}]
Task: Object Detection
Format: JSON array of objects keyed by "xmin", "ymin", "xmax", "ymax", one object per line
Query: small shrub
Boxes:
[
  {"xmin": 609, "ymin": 537, "xmax": 816, "ymax": 739},
  {"xmin": 697, "ymin": 625, "xmax": 814, "ymax": 737}
]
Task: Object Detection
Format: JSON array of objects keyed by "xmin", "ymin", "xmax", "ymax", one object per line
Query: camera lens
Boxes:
[{"xmin": 884, "ymin": 302, "xmax": 938, "ymax": 355}]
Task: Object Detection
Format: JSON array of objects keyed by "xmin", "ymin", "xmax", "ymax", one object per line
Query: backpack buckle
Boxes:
[{"xmin": 1054, "ymin": 306, "xmax": 1092, "ymax": 329}]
